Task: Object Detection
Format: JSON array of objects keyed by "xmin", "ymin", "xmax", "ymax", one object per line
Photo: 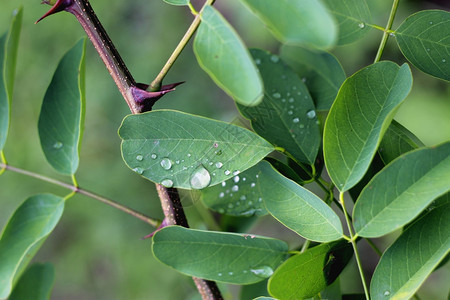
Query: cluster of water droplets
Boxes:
[{"xmin": 216, "ymin": 265, "xmax": 273, "ymax": 279}]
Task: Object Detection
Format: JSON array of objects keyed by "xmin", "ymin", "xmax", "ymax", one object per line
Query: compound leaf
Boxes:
[
  {"xmin": 0, "ymin": 7, "xmax": 22, "ymax": 151},
  {"xmin": 38, "ymin": 38, "xmax": 86, "ymax": 175},
  {"xmin": 324, "ymin": 62, "xmax": 413, "ymax": 192},
  {"xmin": 119, "ymin": 110, "xmax": 274, "ymax": 190},
  {"xmin": 0, "ymin": 194, "xmax": 64, "ymax": 299},
  {"xmin": 240, "ymin": 0, "xmax": 337, "ymax": 49},
  {"xmin": 353, "ymin": 142, "xmax": 450, "ymax": 237},
  {"xmin": 152, "ymin": 226, "xmax": 288, "ymax": 284},
  {"xmin": 395, "ymin": 10, "xmax": 450, "ymax": 81},
  {"xmin": 194, "ymin": 5, "xmax": 263, "ymax": 106}
]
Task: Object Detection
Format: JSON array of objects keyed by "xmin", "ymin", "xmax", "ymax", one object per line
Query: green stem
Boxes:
[
  {"xmin": 374, "ymin": 0, "xmax": 400, "ymax": 63},
  {"xmin": 366, "ymin": 238, "xmax": 383, "ymax": 257},
  {"xmin": 300, "ymin": 240, "xmax": 311, "ymax": 253},
  {"xmin": 339, "ymin": 192, "xmax": 370, "ymax": 299},
  {"xmin": 0, "ymin": 162, "xmax": 159, "ymax": 227},
  {"xmin": 149, "ymin": 0, "xmax": 216, "ymax": 91},
  {"xmin": 0, "ymin": 151, "xmax": 6, "ymax": 175}
]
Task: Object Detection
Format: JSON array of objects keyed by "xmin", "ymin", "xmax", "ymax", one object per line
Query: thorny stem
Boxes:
[
  {"xmin": 149, "ymin": 0, "xmax": 216, "ymax": 91},
  {"xmin": 0, "ymin": 162, "xmax": 159, "ymax": 227},
  {"xmin": 339, "ymin": 192, "xmax": 370, "ymax": 300},
  {"xmin": 374, "ymin": 0, "xmax": 400, "ymax": 63}
]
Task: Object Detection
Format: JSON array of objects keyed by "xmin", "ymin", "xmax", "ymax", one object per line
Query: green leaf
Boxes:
[
  {"xmin": 370, "ymin": 203, "xmax": 450, "ymax": 300},
  {"xmin": 237, "ymin": 49, "xmax": 320, "ymax": 165},
  {"xmin": 201, "ymin": 162, "xmax": 268, "ymax": 217},
  {"xmin": 38, "ymin": 38, "xmax": 86, "ymax": 175},
  {"xmin": 9, "ymin": 263, "xmax": 55, "ymax": 300},
  {"xmin": 264, "ymin": 157, "xmax": 304, "ymax": 185},
  {"xmin": 353, "ymin": 142, "xmax": 450, "ymax": 237},
  {"xmin": 240, "ymin": 0, "xmax": 337, "ymax": 49},
  {"xmin": 0, "ymin": 194, "xmax": 64, "ymax": 299},
  {"xmin": 322, "ymin": 0, "xmax": 372, "ymax": 45},
  {"xmin": 240, "ymin": 280, "xmax": 269, "ymax": 299},
  {"xmin": 280, "ymin": 45, "xmax": 346, "ymax": 111},
  {"xmin": 194, "ymin": 5, "xmax": 263, "ymax": 106},
  {"xmin": 395, "ymin": 10, "xmax": 450, "ymax": 81},
  {"xmin": 119, "ymin": 110, "xmax": 274, "ymax": 190},
  {"xmin": 163, "ymin": 0, "xmax": 190, "ymax": 6},
  {"xmin": 268, "ymin": 241, "xmax": 352, "ymax": 299},
  {"xmin": 0, "ymin": 7, "xmax": 22, "ymax": 151},
  {"xmin": 152, "ymin": 226, "xmax": 288, "ymax": 284},
  {"xmin": 260, "ymin": 161, "xmax": 343, "ymax": 242},
  {"xmin": 323, "ymin": 62, "xmax": 413, "ymax": 192},
  {"xmin": 378, "ymin": 120, "xmax": 424, "ymax": 165}
]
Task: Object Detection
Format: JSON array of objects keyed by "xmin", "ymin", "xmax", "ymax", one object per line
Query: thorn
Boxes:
[
  {"xmin": 141, "ymin": 218, "xmax": 168, "ymax": 239},
  {"xmin": 35, "ymin": 0, "xmax": 72, "ymax": 24},
  {"xmin": 132, "ymin": 82, "xmax": 184, "ymax": 112}
]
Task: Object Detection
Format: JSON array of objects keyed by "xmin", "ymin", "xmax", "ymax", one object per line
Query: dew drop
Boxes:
[
  {"xmin": 221, "ymin": 181, "xmax": 226, "ymax": 187},
  {"xmin": 233, "ymin": 171, "xmax": 240, "ymax": 176},
  {"xmin": 426, "ymin": 48, "xmax": 430, "ymax": 52},
  {"xmin": 218, "ymin": 273, "xmax": 222, "ymax": 277},
  {"xmin": 272, "ymin": 92, "xmax": 281, "ymax": 99},
  {"xmin": 53, "ymin": 141, "xmax": 63, "ymax": 149},
  {"xmin": 429, "ymin": 21, "xmax": 433, "ymax": 25},
  {"xmin": 302, "ymin": 77, "xmax": 307, "ymax": 82},
  {"xmin": 161, "ymin": 179, "xmax": 174, "ymax": 188},
  {"xmin": 443, "ymin": 58, "xmax": 446, "ymax": 63},
  {"xmin": 293, "ymin": 117, "xmax": 300, "ymax": 123},
  {"xmin": 358, "ymin": 22, "xmax": 365, "ymax": 29},
  {"xmin": 160, "ymin": 158, "xmax": 173, "ymax": 170},
  {"xmin": 288, "ymin": 98, "xmax": 294, "ymax": 103},
  {"xmin": 190, "ymin": 165, "xmax": 211, "ymax": 189},
  {"xmin": 231, "ymin": 185, "xmax": 239, "ymax": 192},
  {"xmin": 258, "ymin": 197, "xmax": 262, "ymax": 202},
  {"xmin": 136, "ymin": 155, "xmax": 144, "ymax": 161},
  {"xmin": 255, "ymin": 58, "xmax": 261, "ymax": 65},
  {"xmin": 151, "ymin": 154, "xmax": 157, "ymax": 159},
  {"xmin": 242, "ymin": 177, "xmax": 246, "ymax": 181},
  {"xmin": 281, "ymin": 98, "xmax": 286, "ymax": 102},
  {"xmin": 383, "ymin": 291, "xmax": 390, "ymax": 296},
  {"xmin": 306, "ymin": 110, "xmax": 316, "ymax": 119},
  {"xmin": 270, "ymin": 55, "xmax": 280, "ymax": 63},
  {"xmin": 228, "ymin": 271, "xmax": 233, "ymax": 275},
  {"xmin": 389, "ymin": 32, "xmax": 395, "ymax": 37},
  {"xmin": 288, "ymin": 110, "xmax": 293, "ymax": 115},
  {"xmin": 240, "ymin": 195, "xmax": 247, "ymax": 201},
  {"xmin": 250, "ymin": 266, "xmax": 273, "ymax": 278},
  {"xmin": 133, "ymin": 167, "xmax": 144, "ymax": 175},
  {"xmin": 187, "ymin": 153, "xmax": 191, "ymax": 157},
  {"xmin": 225, "ymin": 170, "xmax": 231, "ymax": 176},
  {"xmin": 233, "ymin": 176, "xmax": 240, "ymax": 183},
  {"xmin": 219, "ymin": 192, "xmax": 225, "ymax": 198},
  {"xmin": 299, "ymin": 124, "xmax": 305, "ymax": 129},
  {"xmin": 251, "ymin": 182, "xmax": 256, "ymax": 188}
]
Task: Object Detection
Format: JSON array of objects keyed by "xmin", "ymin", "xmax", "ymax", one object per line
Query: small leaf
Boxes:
[
  {"xmin": 378, "ymin": 120, "xmax": 424, "ymax": 164},
  {"xmin": 194, "ymin": 5, "xmax": 263, "ymax": 106},
  {"xmin": 353, "ymin": 142, "xmax": 450, "ymax": 237},
  {"xmin": 9, "ymin": 263, "xmax": 55, "ymax": 300},
  {"xmin": 237, "ymin": 49, "xmax": 320, "ymax": 165},
  {"xmin": 152, "ymin": 226, "xmax": 288, "ymax": 284},
  {"xmin": 323, "ymin": 62, "xmax": 413, "ymax": 192},
  {"xmin": 0, "ymin": 194, "xmax": 64, "ymax": 299},
  {"xmin": 268, "ymin": 241, "xmax": 352, "ymax": 299},
  {"xmin": 322, "ymin": 0, "xmax": 372, "ymax": 45},
  {"xmin": 260, "ymin": 161, "xmax": 343, "ymax": 242},
  {"xmin": 119, "ymin": 110, "xmax": 274, "ymax": 190},
  {"xmin": 163, "ymin": 0, "xmax": 190, "ymax": 6},
  {"xmin": 0, "ymin": 7, "xmax": 22, "ymax": 151},
  {"xmin": 280, "ymin": 45, "xmax": 346, "ymax": 111},
  {"xmin": 395, "ymin": 10, "xmax": 450, "ymax": 81},
  {"xmin": 38, "ymin": 38, "xmax": 86, "ymax": 175},
  {"xmin": 201, "ymin": 162, "xmax": 268, "ymax": 217},
  {"xmin": 370, "ymin": 203, "xmax": 450, "ymax": 300},
  {"xmin": 240, "ymin": 0, "xmax": 337, "ymax": 49}
]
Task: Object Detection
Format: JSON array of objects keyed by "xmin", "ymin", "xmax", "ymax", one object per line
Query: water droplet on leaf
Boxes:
[
  {"xmin": 221, "ymin": 181, "xmax": 226, "ymax": 187},
  {"xmin": 136, "ymin": 155, "xmax": 144, "ymax": 161},
  {"xmin": 251, "ymin": 183, "xmax": 256, "ymax": 188},
  {"xmin": 161, "ymin": 179, "xmax": 173, "ymax": 187},
  {"xmin": 233, "ymin": 176, "xmax": 240, "ymax": 183},
  {"xmin": 255, "ymin": 58, "xmax": 261, "ymax": 65},
  {"xmin": 293, "ymin": 117, "xmax": 300, "ymax": 123},
  {"xmin": 250, "ymin": 266, "xmax": 273, "ymax": 278},
  {"xmin": 190, "ymin": 165, "xmax": 211, "ymax": 189},
  {"xmin": 219, "ymin": 192, "xmax": 225, "ymax": 198},
  {"xmin": 53, "ymin": 142, "xmax": 63, "ymax": 149},
  {"xmin": 358, "ymin": 22, "xmax": 365, "ymax": 29},
  {"xmin": 306, "ymin": 110, "xmax": 316, "ymax": 119},
  {"xmin": 151, "ymin": 154, "xmax": 157, "ymax": 159},
  {"xmin": 225, "ymin": 170, "xmax": 231, "ymax": 176},
  {"xmin": 272, "ymin": 92, "xmax": 281, "ymax": 98},
  {"xmin": 231, "ymin": 185, "xmax": 239, "ymax": 192},
  {"xmin": 160, "ymin": 158, "xmax": 172, "ymax": 170},
  {"xmin": 133, "ymin": 167, "xmax": 144, "ymax": 175},
  {"xmin": 215, "ymin": 162, "xmax": 223, "ymax": 169},
  {"xmin": 383, "ymin": 291, "xmax": 390, "ymax": 296},
  {"xmin": 270, "ymin": 55, "xmax": 279, "ymax": 63}
]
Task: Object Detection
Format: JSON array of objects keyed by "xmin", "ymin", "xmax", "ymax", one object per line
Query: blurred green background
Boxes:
[{"xmin": 0, "ymin": 0, "xmax": 448, "ymax": 299}]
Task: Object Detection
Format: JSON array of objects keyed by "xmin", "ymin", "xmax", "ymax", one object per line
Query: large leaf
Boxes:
[
  {"xmin": 0, "ymin": 7, "xmax": 22, "ymax": 151},
  {"xmin": 119, "ymin": 110, "xmax": 274, "ymax": 189},
  {"xmin": 353, "ymin": 142, "xmax": 450, "ymax": 237},
  {"xmin": 323, "ymin": 62, "xmax": 413, "ymax": 192},
  {"xmin": 38, "ymin": 38, "xmax": 86, "ymax": 175},
  {"xmin": 370, "ymin": 203, "xmax": 450, "ymax": 300},
  {"xmin": 237, "ymin": 49, "xmax": 320, "ymax": 165},
  {"xmin": 240, "ymin": 0, "xmax": 337, "ymax": 49},
  {"xmin": 194, "ymin": 5, "xmax": 263, "ymax": 106},
  {"xmin": 0, "ymin": 194, "xmax": 64, "ymax": 299},
  {"xmin": 152, "ymin": 226, "xmax": 288, "ymax": 284},
  {"xmin": 395, "ymin": 10, "xmax": 450, "ymax": 81},
  {"xmin": 378, "ymin": 120, "xmax": 424, "ymax": 164},
  {"xmin": 201, "ymin": 162, "xmax": 268, "ymax": 217},
  {"xmin": 280, "ymin": 45, "xmax": 346, "ymax": 111},
  {"xmin": 322, "ymin": 0, "xmax": 372, "ymax": 45},
  {"xmin": 9, "ymin": 263, "xmax": 55, "ymax": 300},
  {"xmin": 260, "ymin": 161, "xmax": 343, "ymax": 242},
  {"xmin": 268, "ymin": 241, "xmax": 352, "ymax": 299}
]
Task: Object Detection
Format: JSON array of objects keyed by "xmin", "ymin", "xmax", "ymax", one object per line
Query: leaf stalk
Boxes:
[{"xmin": 374, "ymin": 0, "xmax": 400, "ymax": 63}]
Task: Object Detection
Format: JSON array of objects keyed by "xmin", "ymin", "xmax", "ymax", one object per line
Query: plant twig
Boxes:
[
  {"xmin": 374, "ymin": 0, "xmax": 400, "ymax": 63},
  {"xmin": 149, "ymin": 0, "xmax": 216, "ymax": 91},
  {"xmin": 0, "ymin": 162, "xmax": 159, "ymax": 227},
  {"xmin": 339, "ymin": 192, "xmax": 370, "ymax": 300}
]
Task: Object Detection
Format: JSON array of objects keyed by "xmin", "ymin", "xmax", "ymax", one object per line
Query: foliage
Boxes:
[{"xmin": 0, "ymin": 0, "xmax": 449, "ymax": 299}]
